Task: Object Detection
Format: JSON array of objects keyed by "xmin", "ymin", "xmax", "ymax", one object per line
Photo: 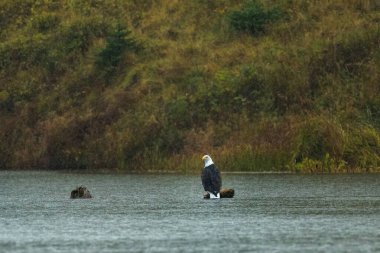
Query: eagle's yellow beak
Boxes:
[{"xmin": 202, "ymin": 155, "xmax": 207, "ymax": 161}]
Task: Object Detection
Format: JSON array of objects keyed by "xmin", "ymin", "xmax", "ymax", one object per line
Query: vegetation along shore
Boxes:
[{"xmin": 0, "ymin": 0, "xmax": 379, "ymax": 173}]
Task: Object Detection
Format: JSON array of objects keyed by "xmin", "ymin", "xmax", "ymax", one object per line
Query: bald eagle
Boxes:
[{"xmin": 201, "ymin": 155, "xmax": 222, "ymax": 199}]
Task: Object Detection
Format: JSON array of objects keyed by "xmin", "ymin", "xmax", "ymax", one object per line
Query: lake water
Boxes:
[{"xmin": 0, "ymin": 171, "xmax": 379, "ymax": 253}]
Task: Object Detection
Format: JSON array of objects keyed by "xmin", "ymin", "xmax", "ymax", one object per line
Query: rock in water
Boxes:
[
  {"xmin": 70, "ymin": 186, "xmax": 92, "ymax": 199},
  {"xmin": 203, "ymin": 188, "xmax": 234, "ymax": 199}
]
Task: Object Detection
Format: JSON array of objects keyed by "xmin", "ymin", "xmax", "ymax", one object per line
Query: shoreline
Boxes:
[{"xmin": 1, "ymin": 168, "xmax": 379, "ymax": 175}]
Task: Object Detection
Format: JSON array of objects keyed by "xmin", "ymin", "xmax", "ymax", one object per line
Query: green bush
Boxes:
[
  {"xmin": 62, "ymin": 18, "xmax": 108, "ymax": 54},
  {"xmin": 236, "ymin": 66, "xmax": 273, "ymax": 114},
  {"xmin": 229, "ymin": 0, "xmax": 283, "ymax": 35},
  {"xmin": 344, "ymin": 126, "xmax": 380, "ymax": 169},
  {"xmin": 294, "ymin": 154, "xmax": 347, "ymax": 173},
  {"xmin": 166, "ymin": 96, "xmax": 192, "ymax": 129},
  {"xmin": 310, "ymin": 28, "xmax": 379, "ymax": 79},
  {"xmin": 0, "ymin": 0, "xmax": 33, "ymax": 31},
  {"xmin": 366, "ymin": 98, "xmax": 380, "ymax": 127},
  {"xmin": 0, "ymin": 90, "xmax": 9, "ymax": 103},
  {"xmin": 96, "ymin": 24, "xmax": 139, "ymax": 80},
  {"xmin": 30, "ymin": 12, "xmax": 60, "ymax": 33},
  {"xmin": 293, "ymin": 117, "xmax": 345, "ymax": 164}
]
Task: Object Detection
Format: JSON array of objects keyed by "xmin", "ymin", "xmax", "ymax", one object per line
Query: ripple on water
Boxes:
[{"xmin": 0, "ymin": 172, "xmax": 379, "ymax": 253}]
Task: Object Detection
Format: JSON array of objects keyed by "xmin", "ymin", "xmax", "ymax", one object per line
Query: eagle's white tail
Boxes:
[{"xmin": 209, "ymin": 192, "xmax": 220, "ymax": 199}]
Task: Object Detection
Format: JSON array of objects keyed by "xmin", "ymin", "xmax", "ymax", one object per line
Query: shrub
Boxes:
[
  {"xmin": 96, "ymin": 24, "xmax": 139, "ymax": 80},
  {"xmin": 236, "ymin": 65, "xmax": 273, "ymax": 114},
  {"xmin": 344, "ymin": 126, "xmax": 380, "ymax": 169},
  {"xmin": 0, "ymin": 0, "xmax": 33, "ymax": 31},
  {"xmin": 62, "ymin": 18, "xmax": 108, "ymax": 54},
  {"xmin": 229, "ymin": 0, "xmax": 283, "ymax": 35},
  {"xmin": 30, "ymin": 12, "xmax": 60, "ymax": 33},
  {"xmin": 166, "ymin": 96, "xmax": 192, "ymax": 129},
  {"xmin": 309, "ymin": 28, "xmax": 380, "ymax": 84},
  {"xmin": 0, "ymin": 90, "xmax": 9, "ymax": 104},
  {"xmin": 293, "ymin": 116, "xmax": 345, "ymax": 164}
]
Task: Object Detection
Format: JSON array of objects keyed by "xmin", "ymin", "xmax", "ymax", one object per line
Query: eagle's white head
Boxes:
[{"xmin": 202, "ymin": 154, "xmax": 214, "ymax": 167}]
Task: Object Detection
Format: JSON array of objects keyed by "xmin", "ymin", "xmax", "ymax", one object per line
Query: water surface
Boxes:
[{"xmin": 0, "ymin": 171, "xmax": 379, "ymax": 252}]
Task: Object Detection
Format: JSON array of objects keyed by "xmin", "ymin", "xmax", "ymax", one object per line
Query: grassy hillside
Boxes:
[{"xmin": 0, "ymin": 0, "xmax": 379, "ymax": 172}]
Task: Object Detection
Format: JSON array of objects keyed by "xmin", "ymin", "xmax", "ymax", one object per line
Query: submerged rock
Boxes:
[
  {"xmin": 70, "ymin": 186, "xmax": 92, "ymax": 199},
  {"xmin": 203, "ymin": 188, "xmax": 234, "ymax": 199}
]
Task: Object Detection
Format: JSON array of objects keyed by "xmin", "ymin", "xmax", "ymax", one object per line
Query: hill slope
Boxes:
[{"xmin": 0, "ymin": 0, "xmax": 379, "ymax": 172}]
